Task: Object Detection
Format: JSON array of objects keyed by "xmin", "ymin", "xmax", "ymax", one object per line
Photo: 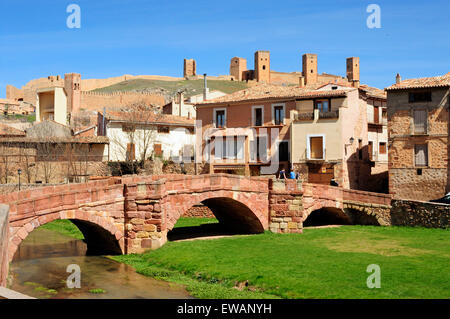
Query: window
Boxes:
[
  {"xmin": 315, "ymin": 99, "xmax": 330, "ymax": 113},
  {"xmin": 273, "ymin": 105, "xmax": 284, "ymax": 125},
  {"xmin": 415, "ymin": 144, "xmax": 428, "ymax": 167},
  {"xmin": 413, "ymin": 109, "xmax": 427, "ymax": 134},
  {"xmin": 409, "ymin": 92, "xmax": 432, "ymax": 103},
  {"xmin": 250, "ymin": 136, "xmax": 267, "ymax": 162},
  {"xmin": 153, "ymin": 144, "xmax": 162, "ymax": 157},
  {"xmin": 279, "ymin": 141, "xmax": 289, "ymax": 162},
  {"xmin": 122, "ymin": 124, "xmax": 135, "ymax": 132},
  {"xmin": 368, "ymin": 141, "xmax": 373, "ymax": 160},
  {"xmin": 379, "ymin": 142, "xmax": 387, "ymax": 154},
  {"xmin": 253, "ymin": 107, "xmax": 263, "ymax": 126},
  {"xmin": 214, "ymin": 109, "xmax": 226, "ymax": 128},
  {"xmin": 214, "ymin": 137, "xmax": 226, "ymax": 159},
  {"xmin": 309, "ymin": 136, "xmax": 324, "ymax": 159},
  {"xmin": 374, "ymin": 106, "xmax": 379, "ymax": 123},
  {"xmin": 157, "ymin": 126, "xmax": 170, "ymax": 134}
]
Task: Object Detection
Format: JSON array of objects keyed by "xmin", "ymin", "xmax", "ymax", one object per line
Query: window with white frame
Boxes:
[
  {"xmin": 272, "ymin": 104, "xmax": 285, "ymax": 125},
  {"xmin": 307, "ymin": 134, "xmax": 325, "ymax": 160}
]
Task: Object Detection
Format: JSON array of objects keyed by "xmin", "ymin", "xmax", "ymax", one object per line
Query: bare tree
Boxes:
[{"xmin": 109, "ymin": 101, "xmax": 162, "ymax": 173}]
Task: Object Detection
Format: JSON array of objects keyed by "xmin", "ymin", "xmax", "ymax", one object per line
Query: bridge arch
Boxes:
[
  {"xmin": 9, "ymin": 211, "xmax": 124, "ymax": 262},
  {"xmin": 163, "ymin": 190, "xmax": 268, "ymax": 234},
  {"xmin": 303, "ymin": 207, "xmax": 352, "ymax": 227}
]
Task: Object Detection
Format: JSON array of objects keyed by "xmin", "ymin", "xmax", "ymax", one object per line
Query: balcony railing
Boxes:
[
  {"xmin": 296, "ymin": 112, "xmax": 314, "ymax": 120},
  {"xmin": 319, "ymin": 111, "xmax": 339, "ymax": 119}
]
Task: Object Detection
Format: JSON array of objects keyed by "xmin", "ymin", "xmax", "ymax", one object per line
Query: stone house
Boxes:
[
  {"xmin": 386, "ymin": 72, "xmax": 450, "ymax": 201},
  {"xmin": 195, "ymin": 82, "xmax": 386, "ymax": 190}
]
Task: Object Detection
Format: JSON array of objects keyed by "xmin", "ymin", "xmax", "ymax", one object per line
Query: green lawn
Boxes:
[
  {"xmin": 113, "ymin": 224, "xmax": 450, "ymax": 299},
  {"xmin": 173, "ymin": 217, "xmax": 219, "ymax": 228},
  {"xmin": 40, "ymin": 220, "xmax": 84, "ymax": 240}
]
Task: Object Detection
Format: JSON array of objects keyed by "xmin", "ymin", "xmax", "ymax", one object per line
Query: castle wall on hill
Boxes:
[{"xmin": 80, "ymin": 91, "xmax": 166, "ymax": 111}]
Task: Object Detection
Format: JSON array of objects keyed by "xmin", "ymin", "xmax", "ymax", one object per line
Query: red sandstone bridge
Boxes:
[{"xmin": 0, "ymin": 174, "xmax": 392, "ymax": 265}]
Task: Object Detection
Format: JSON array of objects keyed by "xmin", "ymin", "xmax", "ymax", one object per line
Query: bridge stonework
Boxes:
[{"xmin": 1, "ymin": 174, "xmax": 398, "ymax": 286}]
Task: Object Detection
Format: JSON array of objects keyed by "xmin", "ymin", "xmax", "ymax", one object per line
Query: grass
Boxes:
[
  {"xmin": 173, "ymin": 217, "xmax": 219, "ymax": 228},
  {"xmin": 92, "ymin": 79, "xmax": 248, "ymax": 98},
  {"xmin": 40, "ymin": 220, "xmax": 84, "ymax": 240},
  {"xmin": 112, "ymin": 225, "xmax": 450, "ymax": 299}
]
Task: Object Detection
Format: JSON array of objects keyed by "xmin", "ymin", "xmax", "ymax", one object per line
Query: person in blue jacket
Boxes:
[{"xmin": 289, "ymin": 168, "xmax": 296, "ymax": 179}]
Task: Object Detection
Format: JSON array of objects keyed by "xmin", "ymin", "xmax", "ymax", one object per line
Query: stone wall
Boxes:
[
  {"xmin": 81, "ymin": 91, "xmax": 166, "ymax": 111},
  {"xmin": 391, "ymin": 199, "xmax": 449, "ymax": 228},
  {"xmin": 183, "ymin": 204, "xmax": 214, "ymax": 218},
  {"xmin": 0, "ymin": 205, "xmax": 9, "ymax": 287},
  {"xmin": 269, "ymin": 179, "xmax": 304, "ymax": 233},
  {"xmin": 387, "ymin": 87, "xmax": 450, "ymax": 201}
]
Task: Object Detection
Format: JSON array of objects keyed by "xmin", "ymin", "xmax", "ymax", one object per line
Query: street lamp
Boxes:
[
  {"xmin": 18, "ymin": 168, "xmax": 22, "ymax": 191},
  {"xmin": 180, "ymin": 161, "xmax": 186, "ymax": 175}
]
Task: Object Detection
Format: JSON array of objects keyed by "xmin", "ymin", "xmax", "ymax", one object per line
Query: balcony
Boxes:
[
  {"xmin": 319, "ymin": 111, "xmax": 339, "ymax": 119},
  {"xmin": 296, "ymin": 112, "xmax": 314, "ymax": 121}
]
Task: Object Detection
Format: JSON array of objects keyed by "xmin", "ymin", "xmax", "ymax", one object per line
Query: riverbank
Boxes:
[
  {"xmin": 112, "ymin": 224, "xmax": 449, "ymax": 299},
  {"xmin": 37, "ymin": 218, "xmax": 449, "ymax": 299}
]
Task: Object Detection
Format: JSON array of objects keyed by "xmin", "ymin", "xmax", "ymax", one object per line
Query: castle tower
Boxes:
[
  {"xmin": 254, "ymin": 51, "xmax": 270, "ymax": 83},
  {"xmin": 302, "ymin": 53, "xmax": 318, "ymax": 85},
  {"xmin": 346, "ymin": 57, "xmax": 360, "ymax": 86},
  {"xmin": 64, "ymin": 73, "xmax": 81, "ymax": 115},
  {"xmin": 230, "ymin": 57, "xmax": 247, "ymax": 81},
  {"xmin": 184, "ymin": 59, "xmax": 196, "ymax": 77}
]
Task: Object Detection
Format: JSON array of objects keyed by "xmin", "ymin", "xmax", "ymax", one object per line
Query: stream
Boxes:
[{"xmin": 8, "ymin": 227, "xmax": 192, "ymax": 299}]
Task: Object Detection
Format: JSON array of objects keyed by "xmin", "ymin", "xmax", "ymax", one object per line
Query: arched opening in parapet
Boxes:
[
  {"xmin": 303, "ymin": 207, "xmax": 352, "ymax": 227},
  {"xmin": 12, "ymin": 218, "xmax": 122, "ymax": 263},
  {"xmin": 168, "ymin": 197, "xmax": 265, "ymax": 241}
]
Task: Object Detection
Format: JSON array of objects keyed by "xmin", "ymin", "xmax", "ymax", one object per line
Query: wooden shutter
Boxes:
[
  {"xmin": 310, "ymin": 136, "xmax": 323, "ymax": 159},
  {"xmin": 154, "ymin": 144, "xmax": 162, "ymax": 157},
  {"xmin": 415, "ymin": 144, "xmax": 428, "ymax": 166},
  {"xmin": 414, "ymin": 110, "xmax": 427, "ymax": 134},
  {"xmin": 368, "ymin": 141, "xmax": 373, "ymax": 160},
  {"xmin": 379, "ymin": 142, "xmax": 386, "ymax": 154}
]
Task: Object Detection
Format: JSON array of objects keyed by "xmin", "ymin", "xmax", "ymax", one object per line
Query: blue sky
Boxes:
[{"xmin": 0, "ymin": 0, "xmax": 449, "ymax": 98}]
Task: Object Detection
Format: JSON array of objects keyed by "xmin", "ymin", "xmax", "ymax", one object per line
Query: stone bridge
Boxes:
[{"xmin": 0, "ymin": 174, "xmax": 393, "ymax": 285}]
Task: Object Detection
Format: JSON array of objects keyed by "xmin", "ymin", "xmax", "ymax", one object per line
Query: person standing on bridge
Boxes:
[
  {"xmin": 278, "ymin": 168, "xmax": 286, "ymax": 179},
  {"xmin": 289, "ymin": 168, "xmax": 296, "ymax": 179}
]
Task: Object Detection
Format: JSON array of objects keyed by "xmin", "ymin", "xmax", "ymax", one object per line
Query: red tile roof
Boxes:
[
  {"xmin": 196, "ymin": 84, "xmax": 352, "ymax": 106},
  {"xmin": 0, "ymin": 124, "xmax": 26, "ymax": 137},
  {"xmin": 386, "ymin": 72, "xmax": 450, "ymax": 90},
  {"xmin": 359, "ymin": 85, "xmax": 387, "ymax": 99},
  {"xmin": 105, "ymin": 111, "xmax": 195, "ymax": 126}
]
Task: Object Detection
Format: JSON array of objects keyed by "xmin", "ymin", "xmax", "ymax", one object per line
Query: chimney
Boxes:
[
  {"xmin": 396, "ymin": 73, "xmax": 402, "ymax": 84},
  {"xmin": 178, "ymin": 91, "xmax": 184, "ymax": 117},
  {"xmin": 203, "ymin": 73, "xmax": 208, "ymax": 101},
  {"xmin": 299, "ymin": 77, "xmax": 305, "ymax": 87}
]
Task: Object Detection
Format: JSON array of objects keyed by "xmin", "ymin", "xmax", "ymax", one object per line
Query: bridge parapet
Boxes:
[{"xmin": 268, "ymin": 179, "xmax": 304, "ymax": 233}]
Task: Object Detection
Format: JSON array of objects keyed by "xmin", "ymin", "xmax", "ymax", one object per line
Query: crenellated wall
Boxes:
[{"xmin": 80, "ymin": 91, "xmax": 166, "ymax": 111}]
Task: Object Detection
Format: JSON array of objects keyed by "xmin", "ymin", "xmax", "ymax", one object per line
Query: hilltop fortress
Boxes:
[{"xmin": 6, "ymin": 50, "xmax": 361, "ymax": 113}]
